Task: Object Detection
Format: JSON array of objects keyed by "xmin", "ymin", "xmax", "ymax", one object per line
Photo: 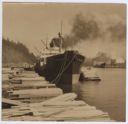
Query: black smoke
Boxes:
[{"xmin": 62, "ymin": 13, "xmax": 126, "ymax": 49}]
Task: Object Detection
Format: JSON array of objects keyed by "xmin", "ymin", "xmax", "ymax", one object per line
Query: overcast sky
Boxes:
[{"xmin": 3, "ymin": 3, "xmax": 126, "ymax": 59}]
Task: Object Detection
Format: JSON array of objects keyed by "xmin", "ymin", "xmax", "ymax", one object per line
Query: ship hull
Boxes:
[{"xmin": 35, "ymin": 50, "xmax": 85, "ymax": 92}]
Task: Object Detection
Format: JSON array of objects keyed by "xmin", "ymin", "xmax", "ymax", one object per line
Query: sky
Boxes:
[{"xmin": 3, "ymin": 3, "xmax": 126, "ymax": 60}]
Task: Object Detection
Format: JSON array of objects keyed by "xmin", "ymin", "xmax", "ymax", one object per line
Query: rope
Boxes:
[
  {"xmin": 55, "ymin": 54, "xmax": 77, "ymax": 84},
  {"xmin": 51, "ymin": 52, "xmax": 77, "ymax": 84},
  {"xmin": 51, "ymin": 52, "xmax": 68, "ymax": 83},
  {"xmin": 54, "ymin": 53, "xmax": 68, "ymax": 83}
]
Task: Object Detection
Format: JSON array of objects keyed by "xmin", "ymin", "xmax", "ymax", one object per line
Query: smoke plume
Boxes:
[{"xmin": 62, "ymin": 13, "xmax": 126, "ymax": 60}]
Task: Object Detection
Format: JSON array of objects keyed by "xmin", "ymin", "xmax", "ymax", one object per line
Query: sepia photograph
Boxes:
[{"xmin": 2, "ymin": 2, "xmax": 126, "ymax": 122}]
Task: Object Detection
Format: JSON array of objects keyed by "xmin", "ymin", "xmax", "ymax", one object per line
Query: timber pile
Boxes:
[
  {"xmin": 2, "ymin": 68, "xmax": 113, "ymax": 121},
  {"xmin": 9, "ymin": 88, "xmax": 63, "ymax": 103},
  {"xmin": 2, "ymin": 68, "xmax": 63, "ymax": 103},
  {"xmin": 2, "ymin": 93, "xmax": 112, "ymax": 121}
]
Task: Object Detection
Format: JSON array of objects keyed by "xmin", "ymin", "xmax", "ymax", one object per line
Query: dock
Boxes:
[{"xmin": 2, "ymin": 68, "xmax": 113, "ymax": 121}]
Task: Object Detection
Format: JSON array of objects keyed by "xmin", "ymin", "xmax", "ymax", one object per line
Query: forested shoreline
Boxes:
[{"xmin": 2, "ymin": 38, "xmax": 36, "ymax": 66}]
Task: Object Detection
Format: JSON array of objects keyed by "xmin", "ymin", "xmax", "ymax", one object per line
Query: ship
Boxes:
[
  {"xmin": 79, "ymin": 67, "xmax": 101, "ymax": 82},
  {"xmin": 79, "ymin": 72, "xmax": 101, "ymax": 82},
  {"xmin": 34, "ymin": 33, "xmax": 85, "ymax": 92},
  {"xmin": 94, "ymin": 62, "xmax": 106, "ymax": 68}
]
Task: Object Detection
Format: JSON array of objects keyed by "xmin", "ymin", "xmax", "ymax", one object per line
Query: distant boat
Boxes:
[
  {"xmin": 79, "ymin": 72, "xmax": 101, "ymax": 82},
  {"xmin": 79, "ymin": 67, "xmax": 101, "ymax": 82},
  {"xmin": 94, "ymin": 63, "xmax": 106, "ymax": 68}
]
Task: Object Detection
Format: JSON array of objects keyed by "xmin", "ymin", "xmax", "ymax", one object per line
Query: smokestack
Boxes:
[{"xmin": 59, "ymin": 21, "xmax": 63, "ymax": 52}]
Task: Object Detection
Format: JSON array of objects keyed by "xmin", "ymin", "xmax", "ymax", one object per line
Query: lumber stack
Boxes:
[
  {"xmin": 2, "ymin": 68, "xmax": 63, "ymax": 103},
  {"xmin": 2, "ymin": 93, "xmax": 112, "ymax": 121},
  {"xmin": 9, "ymin": 88, "xmax": 63, "ymax": 103}
]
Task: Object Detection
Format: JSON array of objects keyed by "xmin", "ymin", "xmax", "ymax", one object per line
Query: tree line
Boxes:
[{"xmin": 2, "ymin": 38, "xmax": 36, "ymax": 66}]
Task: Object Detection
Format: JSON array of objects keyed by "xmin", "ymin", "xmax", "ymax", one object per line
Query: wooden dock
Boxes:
[{"xmin": 2, "ymin": 68, "xmax": 113, "ymax": 121}]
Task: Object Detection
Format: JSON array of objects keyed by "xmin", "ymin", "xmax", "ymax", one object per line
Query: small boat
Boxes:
[
  {"xmin": 79, "ymin": 71, "xmax": 101, "ymax": 82},
  {"xmin": 94, "ymin": 62, "xmax": 106, "ymax": 68}
]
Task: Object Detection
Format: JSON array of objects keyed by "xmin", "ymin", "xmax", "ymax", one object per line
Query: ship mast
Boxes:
[{"xmin": 46, "ymin": 35, "xmax": 48, "ymax": 50}]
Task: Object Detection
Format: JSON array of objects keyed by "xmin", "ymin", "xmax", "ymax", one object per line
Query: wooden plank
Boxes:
[
  {"xmin": 51, "ymin": 109, "xmax": 108, "ymax": 119},
  {"xmin": 11, "ymin": 73, "xmax": 39, "ymax": 78},
  {"xmin": 2, "ymin": 98, "xmax": 26, "ymax": 106},
  {"xmin": 13, "ymin": 77, "xmax": 45, "ymax": 81},
  {"xmin": 39, "ymin": 93, "xmax": 77, "ymax": 103},
  {"xmin": 10, "ymin": 93, "xmax": 78, "ymax": 108},
  {"xmin": 12, "ymin": 88, "xmax": 63, "ymax": 95},
  {"xmin": 12, "ymin": 82, "xmax": 54, "ymax": 86},
  {"xmin": 9, "ymin": 80, "xmax": 22, "ymax": 84},
  {"xmin": 10, "ymin": 83, "xmax": 56, "ymax": 89},
  {"xmin": 40, "ymin": 100, "xmax": 86, "ymax": 106}
]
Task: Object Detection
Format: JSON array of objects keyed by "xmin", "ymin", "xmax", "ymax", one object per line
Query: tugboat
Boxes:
[
  {"xmin": 79, "ymin": 72, "xmax": 101, "ymax": 82},
  {"xmin": 94, "ymin": 62, "xmax": 106, "ymax": 68},
  {"xmin": 79, "ymin": 67, "xmax": 101, "ymax": 82},
  {"xmin": 34, "ymin": 32, "xmax": 85, "ymax": 92}
]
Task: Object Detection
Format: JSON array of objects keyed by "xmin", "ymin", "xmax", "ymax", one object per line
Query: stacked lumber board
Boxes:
[
  {"xmin": 2, "ymin": 68, "xmax": 63, "ymax": 103},
  {"xmin": 8, "ymin": 83, "xmax": 56, "ymax": 90},
  {"xmin": 2, "ymin": 93, "xmax": 113, "ymax": 121},
  {"xmin": 8, "ymin": 79, "xmax": 63, "ymax": 103},
  {"xmin": 9, "ymin": 88, "xmax": 63, "ymax": 103},
  {"xmin": 2, "ymin": 98, "xmax": 26, "ymax": 107}
]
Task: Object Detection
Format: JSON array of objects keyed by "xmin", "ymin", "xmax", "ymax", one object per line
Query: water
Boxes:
[{"xmin": 73, "ymin": 68, "xmax": 126, "ymax": 122}]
